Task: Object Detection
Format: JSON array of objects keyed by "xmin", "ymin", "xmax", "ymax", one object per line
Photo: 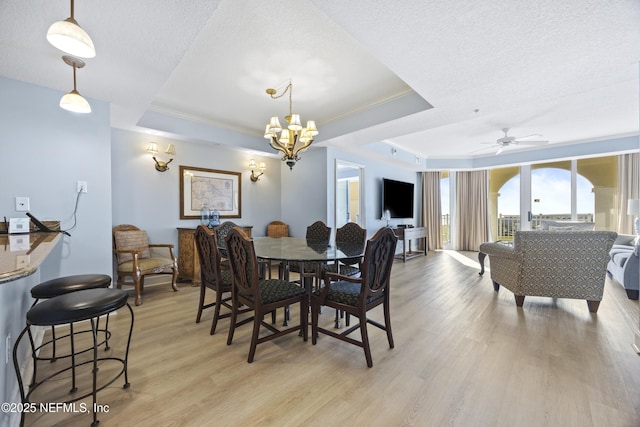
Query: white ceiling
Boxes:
[{"xmin": 1, "ymin": 0, "xmax": 639, "ymax": 166}]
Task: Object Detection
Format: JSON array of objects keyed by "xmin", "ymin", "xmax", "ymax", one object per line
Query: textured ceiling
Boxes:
[{"xmin": 0, "ymin": 0, "xmax": 638, "ymax": 166}]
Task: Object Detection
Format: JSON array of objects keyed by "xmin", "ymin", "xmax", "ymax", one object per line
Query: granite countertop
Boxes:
[{"xmin": 0, "ymin": 232, "xmax": 61, "ymax": 284}]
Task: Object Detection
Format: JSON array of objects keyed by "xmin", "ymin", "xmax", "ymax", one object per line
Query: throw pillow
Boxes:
[
  {"xmin": 114, "ymin": 230, "xmax": 151, "ymax": 264},
  {"xmin": 548, "ymin": 225, "xmax": 577, "ymax": 231}
]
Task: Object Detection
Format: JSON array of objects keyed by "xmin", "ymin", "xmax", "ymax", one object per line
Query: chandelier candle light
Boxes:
[{"xmin": 263, "ymin": 80, "xmax": 318, "ymax": 170}]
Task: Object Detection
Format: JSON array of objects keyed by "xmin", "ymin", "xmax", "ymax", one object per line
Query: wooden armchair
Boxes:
[
  {"xmin": 479, "ymin": 230, "xmax": 617, "ymax": 313},
  {"xmin": 112, "ymin": 224, "xmax": 178, "ymax": 305}
]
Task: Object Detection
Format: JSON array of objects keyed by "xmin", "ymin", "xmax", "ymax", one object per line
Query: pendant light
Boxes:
[
  {"xmin": 60, "ymin": 55, "xmax": 91, "ymax": 114},
  {"xmin": 47, "ymin": 0, "xmax": 96, "ymax": 58}
]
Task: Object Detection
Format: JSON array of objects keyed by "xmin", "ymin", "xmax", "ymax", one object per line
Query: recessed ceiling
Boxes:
[{"xmin": 0, "ymin": 0, "xmax": 638, "ymax": 166}]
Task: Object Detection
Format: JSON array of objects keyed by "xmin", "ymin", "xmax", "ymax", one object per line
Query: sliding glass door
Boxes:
[{"xmin": 489, "ymin": 155, "xmax": 616, "ymax": 239}]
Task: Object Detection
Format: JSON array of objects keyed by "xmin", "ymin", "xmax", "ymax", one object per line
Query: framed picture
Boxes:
[{"xmin": 179, "ymin": 166, "xmax": 241, "ymax": 219}]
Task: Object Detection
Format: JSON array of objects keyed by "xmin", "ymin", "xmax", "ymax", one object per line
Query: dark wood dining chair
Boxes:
[
  {"xmin": 193, "ymin": 225, "xmax": 250, "ymax": 334},
  {"xmin": 225, "ymin": 227, "xmax": 308, "ymax": 363},
  {"xmin": 326, "ymin": 222, "xmax": 366, "ymax": 277},
  {"xmin": 311, "ymin": 226, "xmax": 398, "ymax": 367},
  {"xmin": 287, "ymin": 220, "xmax": 331, "ymax": 289}
]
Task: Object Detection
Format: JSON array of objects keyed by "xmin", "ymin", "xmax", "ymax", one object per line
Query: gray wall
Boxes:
[
  {"xmin": 0, "ymin": 76, "xmax": 112, "ymax": 427},
  {"xmin": 326, "ymin": 147, "xmax": 420, "ymax": 238},
  {"xmin": 111, "ymin": 129, "xmax": 283, "ymax": 245}
]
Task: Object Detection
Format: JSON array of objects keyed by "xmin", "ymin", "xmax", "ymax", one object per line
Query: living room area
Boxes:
[
  {"xmin": 9, "ymin": 247, "xmax": 640, "ymax": 426},
  {"xmin": 1, "ymin": 1, "xmax": 639, "ymax": 426}
]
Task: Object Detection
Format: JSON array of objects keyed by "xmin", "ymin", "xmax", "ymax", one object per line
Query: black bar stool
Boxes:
[
  {"xmin": 13, "ymin": 288, "xmax": 134, "ymax": 427},
  {"xmin": 30, "ymin": 274, "xmax": 112, "ymax": 362}
]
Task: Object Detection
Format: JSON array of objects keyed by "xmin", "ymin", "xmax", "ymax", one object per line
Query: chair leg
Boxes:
[
  {"xmin": 514, "ymin": 295, "xmax": 525, "ymax": 307},
  {"xmin": 311, "ymin": 300, "xmax": 319, "ymax": 345},
  {"xmin": 359, "ymin": 315, "xmax": 373, "ymax": 368},
  {"xmin": 133, "ymin": 272, "xmax": 142, "ymax": 306},
  {"xmin": 227, "ymin": 299, "xmax": 238, "ymax": 346},
  {"xmin": 300, "ymin": 296, "xmax": 309, "ymax": 342},
  {"xmin": 247, "ymin": 310, "xmax": 262, "ymax": 363},
  {"xmin": 384, "ymin": 298, "xmax": 394, "ymax": 349},
  {"xmin": 196, "ymin": 284, "xmax": 206, "ymax": 323},
  {"xmin": 170, "ymin": 267, "xmax": 179, "ymax": 292},
  {"xmin": 210, "ymin": 289, "xmax": 223, "ymax": 335}
]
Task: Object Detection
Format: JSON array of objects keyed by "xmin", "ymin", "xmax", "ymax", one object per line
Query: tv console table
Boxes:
[{"xmin": 393, "ymin": 227, "xmax": 427, "ymax": 262}]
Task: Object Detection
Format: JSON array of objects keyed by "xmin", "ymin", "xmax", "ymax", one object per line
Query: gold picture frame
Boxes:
[{"xmin": 179, "ymin": 166, "xmax": 241, "ymax": 219}]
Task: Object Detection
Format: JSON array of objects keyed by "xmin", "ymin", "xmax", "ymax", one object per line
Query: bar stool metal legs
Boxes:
[
  {"xmin": 30, "ymin": 274, "xmax": 112, "ymax": 363},
  {"xmin": 13, "ymin": 288, "xmax": 134, "ymax": 427}
]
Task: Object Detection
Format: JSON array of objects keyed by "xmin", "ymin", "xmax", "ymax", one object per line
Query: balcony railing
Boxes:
[
  {"xmin": 441, "ymin": 213, "xmax": 450, "ymax": 243},
  {"xmin": 496, "ymin": 213, "xmax": 594, "ymax": 241},
  {"xmin": 439, "ymin": 213, "xmax": 593, "ymax": 244}
]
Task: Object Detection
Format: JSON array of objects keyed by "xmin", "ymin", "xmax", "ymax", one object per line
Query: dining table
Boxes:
[{"xmin": 252, "ymin": 236, "xmax": 365, "ymax": 296}]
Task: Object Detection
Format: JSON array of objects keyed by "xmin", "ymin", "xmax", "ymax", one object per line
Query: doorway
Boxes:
[{"xmin": 335, "ymin": 160, "xmax": 365, "ymax": 229}]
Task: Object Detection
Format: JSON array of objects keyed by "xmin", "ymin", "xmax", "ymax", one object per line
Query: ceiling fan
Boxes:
[{"xmin": 474, "ymin": 128, "xmax": 549, "ymax": 154}]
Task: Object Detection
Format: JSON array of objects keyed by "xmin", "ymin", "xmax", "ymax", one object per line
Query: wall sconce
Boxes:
[
  {"xmin": 146, "ymin": 142, "xmax": 175, "ymax": 172},
  {"xmin": 249, "ymin": 159, "xmax": 266, "ymax": 182}
]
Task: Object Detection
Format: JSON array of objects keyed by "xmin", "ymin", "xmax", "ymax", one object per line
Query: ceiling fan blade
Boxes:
[
  {"xmin": 468, "ymin": 145, "xmax": 497, "ymax": 154},
  {"xmin": 515, "ymin": 140, "xmax": 548, "ymax": 146},
  {"xmin": 514, "ymin": 133, "xmax": 542, "ymax": 140},
  {"xmin": 495, "ymin": 146, "xmax": 505, "ymax": 155}
]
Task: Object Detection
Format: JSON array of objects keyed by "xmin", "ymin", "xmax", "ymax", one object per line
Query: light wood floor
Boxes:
[{"xmin": 19, "ymin": 251, "xmax": 640, "ymax": 427}]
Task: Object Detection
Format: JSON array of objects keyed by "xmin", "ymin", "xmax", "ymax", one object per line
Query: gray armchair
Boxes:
[{"xmin": 479, "ymin": 230, "xmax": 616, "ymax": 313}]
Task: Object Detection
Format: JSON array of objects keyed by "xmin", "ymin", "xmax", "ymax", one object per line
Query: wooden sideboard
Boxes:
[
  {"xmin": 393, "ymin": 226, "xmax": 427, "ymax": 262},
  {"xmin": 177, "ymin": 225, "xmax": 253, "ymax": 285}
]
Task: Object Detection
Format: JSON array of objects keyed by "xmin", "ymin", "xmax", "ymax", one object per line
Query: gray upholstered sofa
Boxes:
[
  {"xmin": 479, "ymin": 230, "xmax": 617, "ymax": 313},
  {"xmin": 606, "ymin": 234, "xmax": 639, "ymax": 300}
]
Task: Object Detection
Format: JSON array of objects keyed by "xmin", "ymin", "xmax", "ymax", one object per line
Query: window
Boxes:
[
  {"xmin": 440, "ymin": 171, "xmax": 450, "ymax": 244},
  {"xmin": 488, "ymin": 155, "xmax": 616, "ymax": 238}
]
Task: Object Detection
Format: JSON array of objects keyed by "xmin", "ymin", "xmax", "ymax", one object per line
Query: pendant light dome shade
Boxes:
[
  {"xmin": 60, "ymin": 89, "xmax": 91, "ymax": 113},
  {"xmin": 47, "ymin": 17, "xmax": 96, "ymax": 58},
  {"xmin": 60, "ymin": 55, "xmax": 91, "ymax": 114}
]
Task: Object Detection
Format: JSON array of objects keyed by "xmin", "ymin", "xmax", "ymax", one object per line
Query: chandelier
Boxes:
[{"xmin": 263, "ymin": 81, "xmax": 318, "ymax": 169}]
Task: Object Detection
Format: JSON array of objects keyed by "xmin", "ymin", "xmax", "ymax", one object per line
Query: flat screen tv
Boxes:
[{"xmin": 382, "ymin": 178, "xmax": 414, "ymax": 219}]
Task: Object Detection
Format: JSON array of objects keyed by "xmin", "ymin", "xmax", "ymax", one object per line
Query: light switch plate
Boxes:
[{"xmin": 9, "ymin": 218, "xmax": 30, "ymax": 234}]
